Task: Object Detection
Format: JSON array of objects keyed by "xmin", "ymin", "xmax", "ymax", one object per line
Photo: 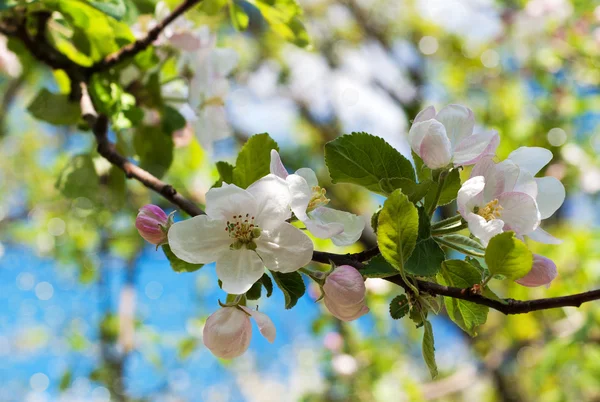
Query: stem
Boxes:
[
  {"xmin": 427, "ymin": 170, "xmax": 449, "ymax": 217},
  {"xmin": 431, "ymin": 214, "xmax": 463, "ymax": 230},
  {"xmin": 431, "ymin": 222, "xmax": 468, "ymax": 236},
  {"xmin": 481, "ymin": 275, "xmax": 493, "ymax": 288},
  {"xmin": 300, "ymin": 267, "xmax": 327, "ymax": 282},
  {"xmin": 435, "ymin": 237, "xmax": 485, "ymax": 258}
]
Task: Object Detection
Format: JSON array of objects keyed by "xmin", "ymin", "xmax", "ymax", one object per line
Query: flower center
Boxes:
[
  {"xmin": 307, "ymin": 186, "xmax": 329, "ymax": 211},
  {"xmin": 476, "ymin": 199, "xmax": 503, "ymax": 221},
  {"xmin": 225, "ymin": 214, "xmax": 262, "ymax": 250}
]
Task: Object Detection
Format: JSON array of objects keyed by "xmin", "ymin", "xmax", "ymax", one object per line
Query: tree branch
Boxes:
[{"xmin": 86, "ymin": 0, "xmax": 202, "ymax": 74}]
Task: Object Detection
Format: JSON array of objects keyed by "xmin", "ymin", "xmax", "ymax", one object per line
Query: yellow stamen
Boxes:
[
  {"xmin": 307, "ymin": 186, "xmax": 329, "ymax": 211},
  {"xmin": 477, "ymin": 199, "xmax": 503, "ymax": 221}
]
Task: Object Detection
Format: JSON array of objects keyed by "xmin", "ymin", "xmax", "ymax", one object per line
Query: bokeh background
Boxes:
[{"xmin": 1, "ymin": 0, "xmax": 600, "ymax": 401}]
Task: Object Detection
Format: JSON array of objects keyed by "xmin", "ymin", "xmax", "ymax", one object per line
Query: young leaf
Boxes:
[
  {"xmin": 485, "ymin": 232, "xmax": 533, "ymax": 280},
  {"xmin": 271, "ymin": 271, "xmax": 305, "ymax": 309},
  {"xmin": 230, "ymin": 0, "xmax": 250, "ymax": 30},
  {"xmin": 325, "ymin": 133, "xmax": 416, "ymax": 195},
  {"xmin": 422, "ymin": 320, "xmax": 438, "ymax": 379},
  {"xmin": 133, "ymin": 126, "xmax": 174, "ymax": 179},
  {"xmin": 162, "ymin": 245, "xmax": 204, "ymax": 273},
  {"xmin": 213, "ymin": 161, "xmax": 235, "ymax": 188},
  {"xmin": 248, "ymin": 0, "xmax": 311, "ymax": 47},
  {"xmin": 437, "ymin": 260, "xmax": 489, "ymax": 336},
  {"xmin": 389, "ymin": 295, "xmax": 410, "ymax": 319},
  {"xmin": 232, "ymin": 133, "xmax": 279, "ymax": 188},
  {"xmin": 361, "ymin": 254, "xmax": 398, "ymax": 278},
  {"xmin": 441, "ymin": 234, "xmax": 485, "ymax": 252},
  {"xmin": 377, "ymin": 190, "xmax": 419, "ymax": 272},
  {"xmin": 260, "ymin": 273, "xmax": 274, "ymax": 297},
  {"xmin": 88, "ymin": 0, "xmax": 126, "ymax": 20},
  {"xmin": 28, "ymin": 89, "xmax": 81, "ymax": 125},
  {"xmin": 405, "ymin": 238, "xmax": 444, "ymax": 276},
  {"xmin": 55, "ymin": 154, "xmax": 99, "ymax": 202}
]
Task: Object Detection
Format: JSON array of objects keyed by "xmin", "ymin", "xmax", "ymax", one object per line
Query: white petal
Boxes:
[
  {"xmin": 295, "ymin": 167, "xmax": 319, "ymax": 188},
  {"xmin": 247, "ymin": 174, "xmax": 292, "ymax": 229},
  {"xmin": 203, "ymin": 307, "xmax": 252, "ymax": 359},
  {"xmin": 256, "ymin": 222, "xmax": 314, "ymax": 273},
  {"xmin": 408, "ymin": 119, "xmax": 443, "ymax": 155},
  {"xmin": 434, "ymin": 104, "xmax": 474, "ymax": 147},
  {"xmin": 241, "ymin": 307, "xmax": 276, "ymax": 343},
  {"xmin": 472, "ymin": 157, "xmax": 503, "ymax": 201},
  {"xmin": 419, "ymin": 127, "xmax": 453, "ymax": 169},
  {"xmin": 466, "ymin": 213, "xmax": 504, "ymax": 247},
  {"xmin": 535, "ymin": 177, "xmax": 565, "ymax": 219},
  {"xmin": 205, "ymin": 183, "xmax": 258, "ymax": 221},
  {"xmin": 507, "ymin": 147, "xmax": 553, "ymax": 176},
  {"xmin": 527, "ymin": 226, "xmax": 562, "ymax": 244},
  {"xmin": 413, "ymin": 105, "xmax": 436, "ymax": 123},
  {"xmin": 270, "ymin": 150, "xmax": 289, "ymax": 178},
  {"xmin": 216, "ymin": 249, "xmax": 265, "ymax": 294},
  {"xmin": 511, "ymin": 168, "xmax": 538, "ymax": 200},
  {"xmin": 453, "ymin": 130, "xmax": 499, "ymax": 166},
  {"xmin": 307, "ymin": 207, "xmax": 365, "ymax": 246},
  {"xmin": 213, "ymin": 48, "xmax": 239, "ymax": 77},
  {"xmin": 285, "ymin": 174, "xmax": 312, "ymax": 221},
  {"xmin": 168, "ymin": 32, "xmax": 201, "ymax": 51},
  {"xmin": 497, "ymin": 192, "xmax": 540, "ymax": 235},
  {"xmin": 515, "ymin": 254, "xmax": 557, "ymax": 288},
  {"xmin": 168, "ymin": 216, "xmax": 230, "ymax": 263},
  {"xmin": 303, "ymin": 217, "xmax": 344, "ymax": 239},
  {"xmin": 194, "ymin": 105, "xmax": 232, "ymax": 149},
  {"xmin": 457, "ymin": 176, "xmax": 485, "ymax": 216}
]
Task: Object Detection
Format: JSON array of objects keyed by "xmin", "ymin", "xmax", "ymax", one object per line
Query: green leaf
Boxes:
[
  {"xmin": 162, "ymin": 245, "xmax": 203, "ymax": 273},
  {"xmin": 215, "ymin": 161, "xmax": 235, "ymax": 186},
  {"xmin": 88, "ymin": 0, "xmax": 126, "ymax": 19},
  {"xmin": 202, "ymin": 0, "xmax": 228, "ymax": 15},
  {"xmin": 133, "ymin": 126, "xmax": 174, "ymax": 179},
  {"xmin": 260, "ymin": 273, "xmax": 274, "ymax": 297},
  {"xmin": 424, "ymin": 168, "xmax": 461, "ymax": 211},
  {"xmin": 380, "ymin": 177, "xmax": 433, "ymax": 202},
  {"xmin": 271, "ymin": 271, "xmax": 305, "ymax": 309},
  {"xmin": 0, "ymin": 0, "xmax": 39, "ymax": 10},
  {"xmin": 325, "ymin": 133, "xmax": 416, "ymax": 195},
  {"xmin": 28, "ymin": 89, "xmax": 81, "ymax": 125},
  {"xmin": 230, "ymin": 0, "xmax": 250, "ymax": 30},
  {"xmin": 59, "ymin": 369, "xmax": 72, "ymax": 391},
  {"xmin": 437, "ymin": 260, "xmax": 489, "ymax": 336},
  {"xmin": 389, "ymin": 295, "xmax": 410, "ymax": 319},
  {"xmin": 485, "ymin": 232, "xmax": 533, "ymax": 280},
  {"xmin": 161, "ymin": 105, "xmax": 186, "ymax": 134},
  {"xmin": 441, "ymin": 234, "xmax": 484, "ymax": 252},
  {"xmin": 246, "ymin": 281, "xmax": 262, "ymax": 300},
  {"xmin": 248, "ymin": 0, "xmax": 310, "ymax": 47},
  {"xmin": 55, "ymin": 154, "xmax": 99, "ymax": 201},
  {"xmin": 377, "ymin": 190, "xmax": 419, "ymax": 272},
  {"xmin": 360, "ymin": 254, "xmax": 398, "ymax": 278},
  {"xmin": 422, "ymin": 320, "xmax": 438, "ymax": 379},
  {"xmin": 177, "ymin": 337, "xmax": 198, "ymax": 360},
  {"xmin": 232, "ymin": 133, "xmax": 279, "ymax": 188},
  {"xmin": 404, "ymin": 208, "xmax": 444, "ymax": 276}
]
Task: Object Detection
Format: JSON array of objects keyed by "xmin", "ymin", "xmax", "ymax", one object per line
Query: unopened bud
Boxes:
[
  {"xmin": 135, "ymin": 205, "xmax": 169, "ymax": 245},
  {"xmin": 203, "ymin": 307, "xmax": 252, "ymax": 359},
  {"xmin": 323, "ymin": 265, "xmax": 369, "ymax": 321}
]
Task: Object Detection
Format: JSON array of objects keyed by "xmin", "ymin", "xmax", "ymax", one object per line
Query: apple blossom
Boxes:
[
  {"xmin": 323, "ymin": 265, "xmax": 369, "ymax": 321},
  {"xmin": 168, "ymin": 174, "xmax": 314, "ymax": 294},
  {"xmin": 515, "ymin": 254, "xmax": 558, "ymax": 287},
  {"xmin": 135, "ymin": 205, "xmax": 170, "ymax": 245},
  {"xmin": 270, "ymin": 150, "xmax": 365, "ymax": 246},
  {"xmin": 203, "ymin": 306, "xmax": 275, "ymax": 359},
  {"xmin": 0, "ymin": 35, "xmax": 21, "ymax": 78},
  {"xmin": 408, "ymin": 104, "xmax": 499, "ymax": 169}
]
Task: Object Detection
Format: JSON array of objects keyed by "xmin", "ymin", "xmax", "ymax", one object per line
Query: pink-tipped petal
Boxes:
[
  {"xmin": 241, "ymin": 307, "xmax": 276, "ymax": 343},
  {"xmin": 453, "ymin": 130, "xmax": 499, "ymax": 166},
  {"xmin": 435, "ymin": 104, "xmax": 474, "ymax": 147},
  {"xmin": 507, "ymin": 147, "xmax": 553, "ymax": 176},
  {"xmin": 496, "ymin": 192, "xmax": 541, "ymax": 235},
  {"xmin": 414, "ymin": 105, "xmax": 436, "ymax": 123},
  {"xmin": 203, "ymin": 307, "xmax": 252, "ymax": 359},
  {"xmin": 419, "ymin": 127, "xmax": 453, "ymax": 169},
  {"xmin": 515, "ymin": 254, "xmax": 557, "ymax": 287},
  {"xmin": 457, "ymin": 176, "xmax": 486, "ymax": 217},
  {"xmin": 270, "ymin": 149, "xmax": 289, "ymax": 179}
]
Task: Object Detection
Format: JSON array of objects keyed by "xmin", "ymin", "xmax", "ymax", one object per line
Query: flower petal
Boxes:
[
  {"xmin": 527, "ymin": 226, "xmax": 562, "ymax": 244},
  {"xmin": 307, "ymin": 207, "xmax": 365, "ymax": 246},
  {"xmin": 168, "ymin": 32, "xmax": 201, "ymax": 51},
  {"xmin": 203, "ymin": 307, "xmax": 252, "ymax": 359},
  {"xmin": 496, "ymin": 192, "xmax": 540, "ymax": 235},
  {"xmin": 194, "ymin": 105, "xmax": 232, "ymax": 149},
  {"xmin": 213, "ymin": 48, "xmax": 239, "ymax": 77},
  {"xmin": 294, "ymin": 167, "xmax": 319, "ymax": 188},
  {"xmin": 324, "ymin": 297, "xmax": 369, "ymax": 321},
  {"xmin": 216, "ymin": 249, "xmax": 265, "ymax": 294},
  {"xmin": 285, "ymin": 174, "xmax": 312, "ymax": 221},
  {"xmin": 472, "ymin": 157, "xmax": 504, "ymax": 200},
  {"xmin": 205, "ymin": 183, "xmax": 258, "ymax": 221},
  {"xmin": 414, "ymin": 105, "xmax": 436, "ymax": 123},
  {"xmin": 457, "ymin": 176, "xmax": 485, "ymax": 216},
  {"xmin": 408, "ymin": 119, "xmax": 443, "ymax": 155},
  {"xmin": 241, "ymin": 307, "xmax": 276, "ymax": 343},
  {"xmin": 270, "ymin": 150, "xmax": 289, "ymax": 179},
  {"xmin": 507, "ymin": 147, "xmax": 553, "ymax": 176},
  {"xmin": 247, "ymin": 174, "xmax": 292, "ymax": 229},
  {"xmin": 256, "ymin": 222, "xmax": 314, "ymax": 273},
  {"xmin": 168, "ymin": 216, "xmax": 230, "ymax": 263},
  {"xmin": 303, "ymin": 218, "xmax": 344, "ymax": 240},
  {"xmin": 453, "ymin": 129, "xmax": 499, "ymax": 166},
  {"xmin": 419, "ymin": 126, "xmax": 453, "ymax": 169},
  {"xmin": 466, "ymin": 213, "xmax": 504, "ymax": 247},
  {"xmin": 515, "ymin": 254, "xmax": 557, "ymax": 288},
  {"xmin": 535, "ymin": 177, "xmax": 565, "ymax": 219},
  {"xmin": 434, "ymin": 104, "xmax": 474, "ymax": 147}
]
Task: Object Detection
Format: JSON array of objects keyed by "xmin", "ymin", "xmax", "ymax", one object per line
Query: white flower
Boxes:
[
  {"xmin": 203, "ymin": 306, "xmax": 275, "ymax": 359},
  {"xmin": 0, "ymin": 35, "xmax": 21, "ymax": 78},
  {"xmin": 168, "ymin": 174, "xmax": 314, "ymax": 294},
  {"xmin": 408, "ymin": 105, "xmax": 499, "ymax": 169},
  {"xmin": 270, "ymin": 150, "xmax": 365, "ymax": 246},
  {"xmin": 457, "ymin": 162, "xmax": 541, "ymax": 246}
]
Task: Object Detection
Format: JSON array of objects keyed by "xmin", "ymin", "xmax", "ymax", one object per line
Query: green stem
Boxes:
[
  {"xmin": 162, "ymin": 96, "xmax": 189, "ymax": 103},
  {"xmin": 300, "ymin": 267, "xmax": 327, "ymax": 282},
  {"xmin": 431, "ymin": 222, "xmax": 468, "ymax": 236},
  {"xmin": 427, "ymin": 170, "xmax": 449, "ymax": 217},
  {"xmin": 481, "ymin": 275, "xmax": 493, "ymax": 288},
  {"xmin": 435, "ymin": 237, "xmax": 485, "ymax": 258},
  {"xmin": 431, "ymin": 214, "xmax": 463, "ymax": 230}
]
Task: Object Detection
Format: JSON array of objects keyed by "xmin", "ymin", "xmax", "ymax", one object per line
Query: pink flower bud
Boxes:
[
  {"xmin": 516, "ymin": 254, "xmax": 558, "ymax": 288},
  {"xmin": 203, "ymin": 307, "xmax": 252, "ymax": 359},
  {"xmin": 135, "ymin": 205, "xmax": 169, "ymax": 245},
  {"xmin": 323, "ymin": 265, "xmax": 369, "ymax": 321}
]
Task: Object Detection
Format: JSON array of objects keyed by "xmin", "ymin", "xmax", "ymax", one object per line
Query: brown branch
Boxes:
[{"xmin": 86, "ymin": 0, "xmax": 202, "ymax": 74}]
